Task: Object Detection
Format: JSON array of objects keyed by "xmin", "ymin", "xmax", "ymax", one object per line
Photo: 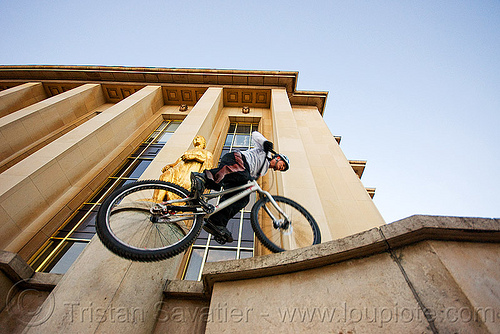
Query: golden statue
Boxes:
[{"xmin": 153, "ymin": 135, "xmax": 213, "ymax": 202}]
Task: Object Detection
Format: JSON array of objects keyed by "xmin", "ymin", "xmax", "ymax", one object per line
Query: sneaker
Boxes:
[
  {"xmin": 202, "ymin": 220, "xmax": 234, "ymax": 243},
  {"xmin": 190, "ymin": 172, "xmax": 206, "ymax": 198}
]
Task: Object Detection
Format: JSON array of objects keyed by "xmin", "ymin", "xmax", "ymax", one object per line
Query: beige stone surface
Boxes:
[
  {"xmin": 393, "ymin": 241, "xmax": 495, "ymax": 333},
  {"xmin": 23, "ymin": 236, "xmax": 183, "ymax": 334},
  {"xmin": 0, "ymin": 82, "xmax": 47, "ymax": 118},
  {"xmin": 202, "ymin": 215, "xmax": 500, "ymax": 333},
  {"xmin": 142, "ymin": 87, "xmax": 223, "ymax": 180},
  {"xmin": 0, "ymin": 86, "xmax": 163, "ymax": 253},
  {"xmin": 271, "ymin": 89, "xmax": 333, "ymax": 242},
  {"xmin": 7, "ymin": 87, "xmax": 221, "ymax": 334},
  {"xmin": 206, "ymin": 253, "xmax": 430, "ymax": 333},
  {"xmin": 1, "ymin": 209, "xmax": 497, "ymax": 334},
  {"xmin": 203, "ymin": 227, "xmax": 386, "ymax": 290},
  {"xmin": 428, "ymin": 240, "xmax": 500, "ymax": 333},
  {"xmin": 17, "ymin": 114, "xmax": 164, "ymax": 261},
  {"xmin": 153, "ymin": 298, "xmax": 209, "ymax": 334},
  {"xmin": 0, "ymin": 84, "xmax": 105, "ymax": 162},
  {"xmin": 0, "ymin": 271, "xmax": 15, "ymax": 312},
  {"xmin": 0, "ymin": 286, "xmax": 50, "ymax": 334},
  {"xmin": 0, "ymin": 103, "xmax": 113, "ymax": 174},
  {"xmin": 292, "ymin": 105, "xmax": 385, "ymax": 238}
]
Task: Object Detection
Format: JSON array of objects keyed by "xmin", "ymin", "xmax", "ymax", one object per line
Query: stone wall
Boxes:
[{"xmin": 1, "ymin": 215, "xmax": 499, "ymax": 333}]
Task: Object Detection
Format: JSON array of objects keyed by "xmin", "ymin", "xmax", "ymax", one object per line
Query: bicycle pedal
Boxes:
[{"xmin": 214, "ymin": 235, "xmax": 227, "ymax": 245}]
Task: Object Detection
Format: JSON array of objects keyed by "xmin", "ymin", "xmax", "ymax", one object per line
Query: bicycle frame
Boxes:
[{"xmin": 163, "ymin": 180, "xmax": 289, "ymax": 223}]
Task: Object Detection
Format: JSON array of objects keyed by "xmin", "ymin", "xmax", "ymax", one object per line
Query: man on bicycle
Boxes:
[{"xmin": 190, "ymin": 131, "xmax": 289, "ymax": 243}]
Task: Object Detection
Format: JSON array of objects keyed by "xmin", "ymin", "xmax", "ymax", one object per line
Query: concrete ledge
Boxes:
[
  {"xmin": 203, "ymin": 227, "xmax": 387, "ymax": 294},
  {"xmin": 0, "ymin": 250, "xmax": 33, "ymax": 281},
  {"xmin": 27, "ymin": 272, "xmax": 63, "ymax": 290},
  {"xmin": 381, "ymin": 215, "xmax": 500, "ymax": 248},
  {"xmin": 164, "ymin": 280, "xmax": 208, "ymax": 300},
  {"xmin": 202, "ymin": 215, "xmax": 500, "ymax": 293},
  {"xmin": 0, "ymin": 250, "xmax": 60, "ymax": 290},
  {"xmin": 2, "ymin": 215, "xmax": 499, "ymax": 295}
]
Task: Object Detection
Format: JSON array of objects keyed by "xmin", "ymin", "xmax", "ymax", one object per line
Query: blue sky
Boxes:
[{"xmin": 1, "ymin": 1, "xmax": 499, "ymax": 223}]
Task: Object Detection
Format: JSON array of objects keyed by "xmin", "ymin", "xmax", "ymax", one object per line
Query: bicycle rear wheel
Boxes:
[
  {"xmin": 96, "ymin": 180, "xmax": 203, "ymax": 262},
  {"xmin": 250, "ymin": 196, "xmax": 321, "ymax": 253}
]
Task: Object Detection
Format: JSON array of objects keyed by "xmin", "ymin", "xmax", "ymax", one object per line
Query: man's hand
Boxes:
[{"xmin": 263, "ymin": 141, "xmax": 273, "ymax": 152}]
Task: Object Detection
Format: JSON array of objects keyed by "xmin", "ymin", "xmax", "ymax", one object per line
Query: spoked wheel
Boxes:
[
  {"xmin": 250, "ymin": 196, "xmax": 321, "ymax": 253},
  {"xmin": 96, "ymin": 180, "xmax": 203, "ymax": 262}
]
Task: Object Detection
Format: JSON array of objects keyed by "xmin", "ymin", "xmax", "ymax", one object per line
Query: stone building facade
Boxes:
[{"xmin": 0, "ymin": 66, "xmax": 498, "ymax": 333}]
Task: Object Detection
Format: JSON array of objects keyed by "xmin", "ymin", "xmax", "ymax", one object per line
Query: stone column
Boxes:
[
  {"xmin": 292, "ymin": 106, "xmax": 385, "ymax": 238},
  {"xmin": 0, "ymin": 82, "xmax": 47, "ymax": 118},
  {"xmin": 0, "ymin": 86, "xmax": 163, "ymax": 254},
  {"xmin": 24, "ymin": 87, "xmax": 223, "ymax": 334},
  {"xmin": 271, "ymin": 88, "xmax": 333, "ymax": 241},
  {"xmin": 141, "ymin": 87, "xmax": 223, "ymax": 179},
  {"xmin": 0, "ymin": 84, "xmax": 105, "ymax": 163}
]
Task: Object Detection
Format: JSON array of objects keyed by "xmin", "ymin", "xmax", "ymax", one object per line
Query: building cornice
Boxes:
[{"xmin": 0, "ymin": 65, "xmax": 328, "ymax": 115}]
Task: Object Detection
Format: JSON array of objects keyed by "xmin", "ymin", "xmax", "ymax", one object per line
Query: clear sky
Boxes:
[{"xmin": 1, "ymin": 1, "xmax": 499, "ymax": 223}]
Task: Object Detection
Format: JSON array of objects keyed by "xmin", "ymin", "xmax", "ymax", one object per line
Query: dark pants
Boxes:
[{"xmin": 203, "ymin": 152, "xmax": 251, "ymax": 227}]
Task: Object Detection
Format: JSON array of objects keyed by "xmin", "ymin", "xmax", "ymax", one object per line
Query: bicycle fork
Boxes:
[{"xmin": 259, "ymin": 190, "xmax": 291, "ymax": 229}]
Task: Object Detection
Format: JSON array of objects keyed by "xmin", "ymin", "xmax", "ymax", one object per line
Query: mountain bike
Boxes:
[{"xmin": 96, "ymin": 178, "xmax": 321, "ymax": 262}]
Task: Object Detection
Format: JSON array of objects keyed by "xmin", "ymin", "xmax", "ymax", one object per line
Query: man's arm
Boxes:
[{"xmin": 251, "ymin": 131, "xmax": 273, "ymax": 151}]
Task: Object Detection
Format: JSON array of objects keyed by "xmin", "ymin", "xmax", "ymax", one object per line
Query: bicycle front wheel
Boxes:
[
  {"xmin": 250, "ymin": 196, "xmax": 321, "ymax": 253},
  {"xmin": 96, "ymin": 180, "xmax": 203, "ymax": 262}
]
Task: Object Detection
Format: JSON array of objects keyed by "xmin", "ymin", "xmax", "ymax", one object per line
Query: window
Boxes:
[
  {"xmin": 182, "ymin": 122, "xmax": 258, "ymax": 281},
  {"xmin": 28, "ymin": 120, "xmax": 182, "ymax": 273}
]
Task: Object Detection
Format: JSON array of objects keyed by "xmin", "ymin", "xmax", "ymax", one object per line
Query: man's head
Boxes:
[{"xmin": 270, "ymin": 154, "xmax": 290, "ymax": 172}]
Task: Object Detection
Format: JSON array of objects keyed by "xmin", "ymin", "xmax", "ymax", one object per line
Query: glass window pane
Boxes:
[
  {"xmin": 235, "ymin": 125, "xmax": 251, "ymax": 134},
  {"xmin": 75, "ymin": 211, "xmax": 97, "ymax": 233},
  {"xmin": 132, "ymin": 144, "xmax": 163, "ymax": 158},
  {"xmin": 57, "ymin": 211, "xmax": 86, "ymax": 236},
  {"xmin": 240, "ymin": 241, "xmax": 254, "ymax": 248},
  {"xmin": 126, "ymin": 160, "xmax": 152, "ymax": 179},
  {"xmin": 49, "ymin": 242, "xmax": 88, "ymax": 274},
  {"xmin": 233, "ymin": 135, "xmax": 250, "ymax": 147},
  {"xmin": 184, "ymin": 248, "xmax": 205, "ymax": 281},
  {"xmin": 165, "ymin": 122, "xmax": 181, "ymax": 132},
  {"xmin": 226, "ymin": 217, "xmax": 241, "ymax": 237},
  {"xmin": 122, "ymin": 179, "xmax": 138, "ymax": 187},
  {"xmin": 224, "ymin": 134, "xmax": 234, "ymax": 146},
  {"xmin": 156, "ymin": 122, "xmax": 168, "ymax": 132},
  {"xmin": 241, "ymin": 218, "xmax": 254, "ymax": 242},
  {"xmin": 145, "ymin": 131, "xmax": 160, "ymax": 143},
  {"xmin": 57, "ymin": 210, "xmax": 97, "ymax": 238},
  {"xmin": 199, "ymin": 228, "xmax": 209, "ymax": 239},
  {"xmin": 240, "ymin": 250, "xmax": 253, "ymax": 259},
  {"xmin": 194, "ymin": 228, "xmax": 209, "ymax": 245},
  {"xmin": 156, "ymin": 132, "xmax": 173, "ymax": 144},
  {"xmin": 206, "ymin": 249, "xmax": 237, "ymax": 262},
  {"xmin": 228, "ymin": 124, "xmax": 236, "ymax": 133},
  {"xmin": 194, "ymin": 237, "xmax": 208, "ymax": 246}
]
